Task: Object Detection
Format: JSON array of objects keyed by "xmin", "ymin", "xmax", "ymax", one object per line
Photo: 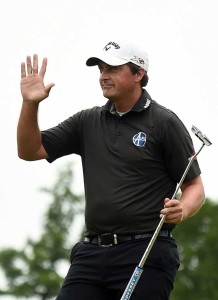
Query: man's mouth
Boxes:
[{"xmin": 102, "ymin": 84, "xmax": 113, "ymax": 89}]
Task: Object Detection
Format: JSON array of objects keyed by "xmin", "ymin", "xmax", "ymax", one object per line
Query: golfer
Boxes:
[{"xmin": 17, "ymin": 40, "xmax": 205, "ymax": 300}]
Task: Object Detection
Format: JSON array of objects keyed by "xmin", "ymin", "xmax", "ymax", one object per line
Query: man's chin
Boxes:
[{"xmin": 103, "ymin": 91, "xmax": 113, "ymax": 99}]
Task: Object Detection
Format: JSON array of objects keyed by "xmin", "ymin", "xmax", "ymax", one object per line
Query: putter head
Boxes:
[{"xmin": 191, "ymin": 125, "xmax": 212, "ymax": 146}]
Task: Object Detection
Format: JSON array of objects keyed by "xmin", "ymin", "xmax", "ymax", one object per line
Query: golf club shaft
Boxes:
[
  {"xmin": 120, "ymin": 143, "xmax": 205, "ymax": 300},
  {"xmin": 138, "ymin": 143, "xmax": 205, "ymax": 268}
]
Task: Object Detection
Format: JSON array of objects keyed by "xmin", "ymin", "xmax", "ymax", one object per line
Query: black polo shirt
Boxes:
[{"xmin": 41, "ymin": 90, "xmax": 201, "ymax": 236}]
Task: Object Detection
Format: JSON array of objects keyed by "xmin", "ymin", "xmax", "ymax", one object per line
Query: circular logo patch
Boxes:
[{"xmin": 133, "ymin": 132, "xmax": 147, "ymax": 147}]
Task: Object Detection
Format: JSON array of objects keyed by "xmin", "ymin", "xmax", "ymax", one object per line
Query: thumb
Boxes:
[
  {"xmin": 45, "ymin": 83, "xmax": 55, "ymax": 95},
  {"xmin": 164, "ymin": 197, "xmax": 170, "ymax": 207}
]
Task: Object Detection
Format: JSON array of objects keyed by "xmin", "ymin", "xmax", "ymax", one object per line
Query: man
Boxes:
[{"xmin": 17, "ymin": 40, "xmax": 205, "ymax": 300}]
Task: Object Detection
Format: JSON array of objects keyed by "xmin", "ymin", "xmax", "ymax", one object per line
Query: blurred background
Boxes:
[{"xmin": 0, "ymin": 0, "xmax": 217, "ymax": 299}]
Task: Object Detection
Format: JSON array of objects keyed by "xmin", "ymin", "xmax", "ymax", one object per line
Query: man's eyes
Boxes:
[{"xmin": 109, "ymin": 66, "xmax": 119, "ymax": 71}]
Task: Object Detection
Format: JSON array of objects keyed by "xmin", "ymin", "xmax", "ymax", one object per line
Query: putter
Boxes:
[{"xmin": 120, "ymin": 125, "xmax": 212, "ymax": 300}]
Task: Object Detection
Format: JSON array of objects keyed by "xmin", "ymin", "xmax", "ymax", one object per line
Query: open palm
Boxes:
[{"xmin": 20, "ymin": 54, "xmax": 55, "ymax": 103}]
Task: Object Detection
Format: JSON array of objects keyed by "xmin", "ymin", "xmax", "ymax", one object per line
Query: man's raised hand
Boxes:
[{"xmin": 20, "ymin": 54, "xmax": 55, "ymax": 103}]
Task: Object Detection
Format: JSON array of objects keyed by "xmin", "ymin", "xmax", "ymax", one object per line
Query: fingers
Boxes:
[
  {"xmin": 164, "ymin": 199, "xmax": 179, "ymax": 208},
  {"xmin": 33, "ymin": 54, "xmax": 38, "ymax": 74},
  {"xmin": 160, "ymin": 199, "xmax": 183, "ymax": 224},
  {"xmin": 21, "ymin": 54, "xmax": 46, "ymax": 78},
  {"xmin": 26, "ymin": 55, "xmax": 32, "ymax": 75},
  {"xmin": 27, "ymin": 54, "xmax": 39, "ymax": 75},
  {"xmin": 21, "ymin": 62, "xmax": 26, "ymax": 79},
  {"xmin": 39, "ymin": 57, "xmax": 47, "ymax": 77}
]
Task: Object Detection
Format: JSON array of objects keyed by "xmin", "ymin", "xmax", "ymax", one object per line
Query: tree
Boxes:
[
  {"xmin": 171, "ymin": 198, "xmax": 218, "ymax": 300},
  {"xmin": 0, "ymin": 163, "xmax": 84, "ymax": 300}
]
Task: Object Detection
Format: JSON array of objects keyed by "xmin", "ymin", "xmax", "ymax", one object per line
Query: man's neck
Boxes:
[{"xmin": 112, "ymin": 89, "xmax": 143, "ymax": 112}]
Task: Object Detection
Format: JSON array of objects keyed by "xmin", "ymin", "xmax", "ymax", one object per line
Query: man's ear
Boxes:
[{"xmin": 135, "ymin": 68, "xmax": 145, "ymax": 82}]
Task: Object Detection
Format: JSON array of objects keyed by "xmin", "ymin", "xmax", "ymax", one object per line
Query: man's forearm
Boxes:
[
  {"xmin": 180, "ymin": 176, "xmax": 205, "ymax": 220},
  {"xmin": 17, "ymin": 101, "xmax": 43, "ymax": 160}
]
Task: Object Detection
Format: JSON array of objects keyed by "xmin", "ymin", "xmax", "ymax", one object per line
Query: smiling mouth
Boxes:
[{"xmin": 102, "ymin": 85, "xmax": 113, "ymax": 89}]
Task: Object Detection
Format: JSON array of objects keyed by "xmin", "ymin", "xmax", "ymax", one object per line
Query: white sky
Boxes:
[{"xmin": 0, "ymin": 0, "xmax": 217, "ymax": 269}]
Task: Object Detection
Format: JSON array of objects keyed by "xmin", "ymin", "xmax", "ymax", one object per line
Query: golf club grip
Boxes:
[{"xmin": 120, "ymin": 266, "xmax": 143, "ymax": 300}]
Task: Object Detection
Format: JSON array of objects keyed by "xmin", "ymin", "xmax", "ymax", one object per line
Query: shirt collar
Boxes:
[{"xmin": 102, "ymin": 89, "xmax": 152, "ymax": 114}]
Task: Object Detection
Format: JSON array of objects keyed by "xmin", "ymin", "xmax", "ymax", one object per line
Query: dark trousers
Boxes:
[{"xmin": 56, "ymin": 236, "xmax": 180, "ymax": 300}]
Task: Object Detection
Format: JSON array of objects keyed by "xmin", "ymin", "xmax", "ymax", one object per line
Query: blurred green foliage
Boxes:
[
  {"xmin": 171, "ymin": 199, "xmax": 218, "ymax": 300},
  {"xmin": 0, "ymin": 164, "xmax": 84, "ymax": 300}
]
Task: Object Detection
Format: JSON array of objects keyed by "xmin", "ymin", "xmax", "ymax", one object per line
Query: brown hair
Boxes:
[{"xmin": 127, "ymin": 62, "xmax": 149, "ymax": 87}]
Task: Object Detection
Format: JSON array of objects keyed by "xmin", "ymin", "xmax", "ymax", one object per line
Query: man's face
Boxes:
[{"xmin": 98, "ymin": 62, "xmax": 139, "ymax": 101}]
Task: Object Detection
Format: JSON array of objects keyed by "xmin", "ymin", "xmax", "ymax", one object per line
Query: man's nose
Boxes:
[{"xmin": 100, "ymin": 70, "xmax": 110, "ymax": 80}]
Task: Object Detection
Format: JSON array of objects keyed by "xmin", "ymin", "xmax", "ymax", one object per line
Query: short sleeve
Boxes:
[
  {"xmin": 160, "ymin": 115, "xmax": 201, "ymax": 183},
  {"xmin": 41, "ymin": 111, "xmax": 82, "ymax": 163}
]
